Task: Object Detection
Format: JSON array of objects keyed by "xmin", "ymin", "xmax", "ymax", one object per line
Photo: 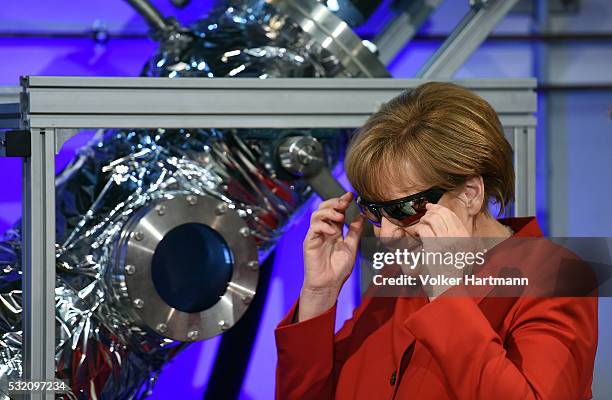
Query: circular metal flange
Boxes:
[
  {"xmin": 266, "ymin": 0, "xmax": 390, "ymax": 78},
  {"xmin": 114, "ymin": 194, "xmax": 259, "ymax": 342},
  {"xmin": 278, "ymin": 135, "xmax": 325, "ymax": 178}
]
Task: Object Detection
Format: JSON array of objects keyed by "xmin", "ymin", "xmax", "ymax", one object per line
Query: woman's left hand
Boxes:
[
  {"xmin": 414, "ymin": 203, "xmax": 470, "ymax": 238},
  {"xmin": 413, "ymin": 203, "xmax": 471, "ymax": 300}
]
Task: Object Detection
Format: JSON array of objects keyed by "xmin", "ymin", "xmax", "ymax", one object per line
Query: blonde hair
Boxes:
[{"xmin": 344, "ymin": 82, "xmax": 514, "ymax": 215}]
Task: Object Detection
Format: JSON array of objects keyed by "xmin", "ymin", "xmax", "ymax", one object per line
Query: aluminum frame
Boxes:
[{"xmin": 0, "ymin": 76, "xmax": 536, "ymax": 399}]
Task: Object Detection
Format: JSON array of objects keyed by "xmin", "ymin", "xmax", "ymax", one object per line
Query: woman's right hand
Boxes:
[{"xmin": 298, "ymin": 192, "xmax": 365, "ymax": 322}]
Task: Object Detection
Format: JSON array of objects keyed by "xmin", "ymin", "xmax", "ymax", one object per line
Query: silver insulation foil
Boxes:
[{"xmin": 0, "ymin": 1, "xmax": 384, "ymax": 398}]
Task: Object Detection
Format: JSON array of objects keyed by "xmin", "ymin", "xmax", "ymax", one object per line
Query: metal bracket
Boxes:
[
  {"xmin": 276, "ymin": 135, "xmax": 360, "ymax": 223},
  {"xmin": 0, "ymin": 130, "xmax": 31, "ymax": 157}
]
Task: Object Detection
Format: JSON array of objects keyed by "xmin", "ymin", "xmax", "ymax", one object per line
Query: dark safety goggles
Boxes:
[{"xmin": 356, "ymin": 187, "xmax": 446, "ymax": 227}]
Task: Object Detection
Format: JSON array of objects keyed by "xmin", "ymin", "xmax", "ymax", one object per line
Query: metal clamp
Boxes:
[
  {"xmin": 277, "ymin": 135, "xmax": 360, "ymax": 223},
  {"xmin": 0, "ymin": 130, "xmax": 30, "ymax": 157}
]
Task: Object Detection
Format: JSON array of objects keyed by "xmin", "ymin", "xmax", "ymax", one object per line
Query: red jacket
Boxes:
[{"xmin": 275, "ymin": 218, "xmax": 598, "ymax": 399}]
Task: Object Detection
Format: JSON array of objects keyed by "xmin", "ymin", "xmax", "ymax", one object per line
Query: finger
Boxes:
[
  {"xmin": 419, "ymin": 211, "xmax": 448, "ymax": 236},
  {"xmin": 318, "ymin": 193, "xmax": 353, "ymax": 212},
  {"xmin": 413, "ymin": 223, "xmax": 435, "ymax": 238},
  {"xmin": 425, "ymin": 203, "xmax": 466, "ymax": 234},
  {"xmin": 308, "ymin": 221, "xmax": 339, "ymax": 238},
  {"xmin": 344, "ymin": 214, "xmax": 365, "ymax": 251},
  {"xmin": 311, "ymin": 208, "xmax": 345, "ymax": 224}
]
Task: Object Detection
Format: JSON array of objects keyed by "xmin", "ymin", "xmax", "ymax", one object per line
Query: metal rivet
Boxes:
[
  {"xmin": 156, "ymin": 323, "xmax": 168, "ymax": 334},
  {"xmin": 216, "ymin": 203, "xmax": 228, "ymax": 215},
  {"xmin": 241, "ymin": 294, "xmax": 253, "ymax": 304},
  {"xmin": 186, "ymin": 195, "xmax": 197, "ymax": 205},
  {"xmin": 133, "ymin": 231, "xmax": 144, "ymax": 241},
  {"xmin": 133, "ymin": 298, "xmax": 144, "ymax": 309},
  {"xmin": 218, "ymin": 320, "xmax": 230, "ymax": 331},
  {"xmin": 124, "ymin": 264, "xmax": 135, "ymax": 275},
  {"xmin": 156, "ymin": 204, "xmax": 167, "ymax": 216},
  {"xmin": 239, "ymin": 227, "xmax": 250, "ymax": 237},
  {"xmin": 248, "ymin": 260, "xmax": 259, "ymax": 271},
  {"xmin": 187, "ymin": 330, "xmax": 199, "ymax": 340}
]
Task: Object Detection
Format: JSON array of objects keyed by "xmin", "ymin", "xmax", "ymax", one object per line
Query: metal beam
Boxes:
[
  {"xmin": 0, "ymin": 87, "xmax": 19, "ymax": 104},
  {"xmin": 417, "ymin": 0, "xmax": 521, "ymax": 79},
  {"xmin": 512, "ymin": 126, "xmax": 537, "ymax": 217},
  {"xmin": 5, "ymin": 77, "xmax": 536, "ymax": 129},
  {"xmin": 21, "ymin": 128, "xmax": 56, "ymax": 400},
  {"xmin": 374, "ymin": 0, "xmax": 443, "ymax": 65}
]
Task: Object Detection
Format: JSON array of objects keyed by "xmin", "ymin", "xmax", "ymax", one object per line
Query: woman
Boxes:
[{"xmin": 274, "ymin": 82, "xmax": 597, "ymax": 399}]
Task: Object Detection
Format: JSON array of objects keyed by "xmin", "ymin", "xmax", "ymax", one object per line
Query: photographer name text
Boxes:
[{"xmin": 372, "ymin": 274, "xmax": 529, "ymax": 287}]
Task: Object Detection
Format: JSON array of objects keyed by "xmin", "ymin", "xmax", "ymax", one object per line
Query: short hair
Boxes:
[{"xmin": 344, "ymin": 82, "xmax": 514, "ymax": 215}]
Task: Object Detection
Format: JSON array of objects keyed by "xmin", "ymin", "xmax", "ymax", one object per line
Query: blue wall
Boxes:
[{"xmin": 1, "ymin": 0, "xmax": 611, "ymax": 398}]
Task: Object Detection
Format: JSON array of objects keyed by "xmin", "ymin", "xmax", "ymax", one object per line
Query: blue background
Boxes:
[{"xmin": 0, "ymin": 0, "xmax": 611, "ymax": 398}]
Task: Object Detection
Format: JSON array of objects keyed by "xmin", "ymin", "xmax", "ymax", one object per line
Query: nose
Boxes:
[
  {"xmin": 377, "ymin": 217, "xmax": 404, "ymax": 239},
  {"xmin": 375, "ymin": 217, "xmax": 421, "ymax": 240}
]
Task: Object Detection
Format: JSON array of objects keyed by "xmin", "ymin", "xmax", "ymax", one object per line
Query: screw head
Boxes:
[
  {"xmin": 133, "ymin": 231, "xmax": 144, "ymax": 241},
  {"xmin": 156, "ymin": 204, "xmax": 167, "ymax": 216},
  {"xmin": 239, "ymin": 227, "xmax": 250, "ymax": 237},
  {"xmin": 186, "ymin": 195, "xmax": 197, "ymax": 205},
  {"xmin": 124, "ymin": 264, "xmax": 135, "ymax": 275},
  {"xmin": 248, "ymin": 260, "xmax": 259, "ymax": 271},
  {"xmin": 218, "ymin": 320, "xmax": 230, "ymax": 331},
  {"xmin": 133, "ymin": 298, "xmax": 144, "ymax": 309},
  {"xmin": 187, "ymin": 330, "xmax": 199, "ymax": 340},
  {"xmin": 216, "ymin": 203, "xmax": 228, "ymax": 215},
  {"xmin": 156, "ymin": 323, "xmax": 168, "ymax": 334}
]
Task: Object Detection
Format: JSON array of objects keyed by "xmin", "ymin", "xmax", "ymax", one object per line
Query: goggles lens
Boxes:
[{"xmin": 357, "ymin": 188, "xmax": 445, "ymax": 227}]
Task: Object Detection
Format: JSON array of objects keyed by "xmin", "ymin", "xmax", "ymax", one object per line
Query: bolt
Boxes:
[
  {"xmin": 156, "ymin": 204, "xmax": 167, "ymax": 216},
  {"xmin": 133, "ymin": 298, "xmax": 144, "ymax": 309},
  {"xmin": 239, "ymin": 227, "xmax": 250, "ymax": 237},
  {"xmin": 133, "ymin": 231, "xmax": 144, "ymax": 241},
  {"xmin": 186, "ymin": 195, "xmax": 197, "ymax": 205},
  {"xmin": 124, "ymin": 264, "xmax": 136, "ymax": 275},
  {"xmin": 216, "ymin": 203, "xmax": 228, "ymax": 215},
  {"xmin": 248, "ymin": 260, "xmax": 259, "ymax": 271},
  {"xmin": 187, "ymin": 330, "xmax": 199, "ymax": 340},
  {"xmin": 218, "ymin": 320, "xmax": 230, "ymax": 331},
  {"xmin": 156, "ymin": 323, "xmax": 168, "ymax": 334}
]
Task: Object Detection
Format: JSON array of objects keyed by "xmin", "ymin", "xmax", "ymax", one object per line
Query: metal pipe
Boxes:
[{"xmin": 124, "ymin": 0, "xmax": 169, "ymax": 33}]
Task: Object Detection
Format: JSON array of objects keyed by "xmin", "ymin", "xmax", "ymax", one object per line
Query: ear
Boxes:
[{"xmin": 462, "ymin": 176, "xmax": 485, "ymax": 216}]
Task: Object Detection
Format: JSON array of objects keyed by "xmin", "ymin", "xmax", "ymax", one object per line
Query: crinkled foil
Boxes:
[{"xmin": 0, "ymin": 2, "xmax": 356, "ymax": 399}]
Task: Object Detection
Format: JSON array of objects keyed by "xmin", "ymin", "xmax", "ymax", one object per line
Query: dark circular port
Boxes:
[{"xmin": 152, "ymin": 223, "xmax": 233, "ymax": 313}]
